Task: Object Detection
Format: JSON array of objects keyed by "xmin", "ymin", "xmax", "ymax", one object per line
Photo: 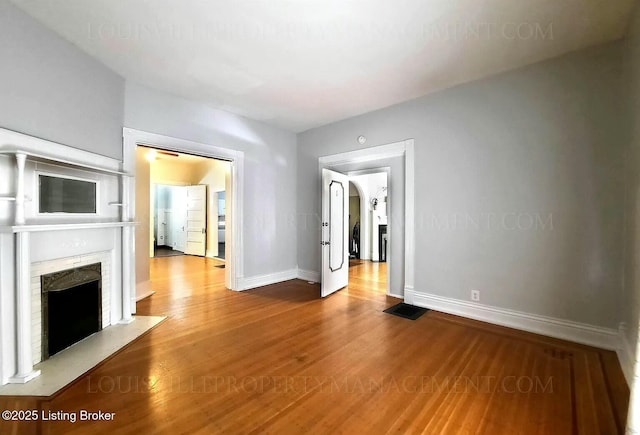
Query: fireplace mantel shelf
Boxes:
[
  {"xmin": 0, "ymin": 148, "xmax": 131, "ymax": 176},
  {"xmin": 0, "ymin": 221, "xmax": 137, "ymax": 233}
]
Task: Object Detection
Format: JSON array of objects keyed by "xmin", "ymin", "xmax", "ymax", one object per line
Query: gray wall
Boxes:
[
  {"xmin": 623, "ymin": 1, "xmax": 640, "ymax": 361},
  {"xmin": 0, "ymin": 0, "xmax": 124, "ymax": 160},
  {"xmin": 124, "ymin": 82, "xmax": 298, "ymax": 279},
  {"xmin": 298, "ymin": 42, "xmax": 626, "ymax": 328}
]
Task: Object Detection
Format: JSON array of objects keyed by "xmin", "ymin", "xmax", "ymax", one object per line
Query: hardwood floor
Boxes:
[{"xmin": 0, "ymin": 256, "xmax": 629, "ymax": 434}]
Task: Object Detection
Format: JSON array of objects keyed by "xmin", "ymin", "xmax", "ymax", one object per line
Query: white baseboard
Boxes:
[
  {"xmin": 297, "ymin": 269, "xmax": 320, "ymax": 283},
  {"xmin": 617, "ymin": 325, "xmax": 635, "ymax": 386},
  {"xmin": 135, "ymin": 290, "xmax": 155, "ymax": 302},
  {"xmin": 238, "ymin": 269, "xmax": 298, "ymax": 291},
  {"xmin": 388, "ymin": 293, "xmax": 404, "ymax": 299},
  {"xmin": 135, "ymin": 281, "xmax": 155, "ymax": 302},
  {"xmin": 406, "ymin": 289, "xmax": 619, "ymax": 351}
]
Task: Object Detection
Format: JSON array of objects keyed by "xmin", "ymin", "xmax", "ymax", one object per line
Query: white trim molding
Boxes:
[
  {"xmin": 319, "ymin": 142, "xmax": 408, "ymax": 166},
  {"xmin": 297, "ymin": 269, "xmax": 320, "ymax": 283},
  {"xmin": 237, "ymin": 269, "xmax": 298, "ymax": 291},
  {"xmin": 406, "ymin": 289, "xmax": 620, "ymax": 351}
]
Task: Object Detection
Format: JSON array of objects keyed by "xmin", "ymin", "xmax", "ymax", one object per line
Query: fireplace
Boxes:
[
  {"xmin": 0, "ymin": 128, "xmax": 137, "ymax": 385},
  {"xmin": 41, "ymin": 263, "xmax": 102, "ymax": 360}
]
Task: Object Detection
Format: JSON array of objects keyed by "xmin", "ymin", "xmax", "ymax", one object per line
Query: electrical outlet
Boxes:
[{"xmin": 471, "ymin": 290, "xmax": 480, "ymax": 302}]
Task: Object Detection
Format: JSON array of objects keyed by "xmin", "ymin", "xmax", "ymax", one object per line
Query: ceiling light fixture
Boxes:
[{"xmin": 145, "ymin": 149, "xmax": 157, "ymax": 162}]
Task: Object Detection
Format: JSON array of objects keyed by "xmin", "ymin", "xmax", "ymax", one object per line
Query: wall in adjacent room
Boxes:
[
  {"xmin": 298, "ymin": 41, "xmax": 626, "ymax": 329},
  {"xmin": 150, "ymin": 156, "xmax": 200, "ymax": 186},
  {"xmin": 135, "ymin": 148, "xmax": 151, "ymax": 286}
]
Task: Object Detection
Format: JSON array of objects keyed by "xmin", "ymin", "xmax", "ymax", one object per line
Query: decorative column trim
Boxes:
[
  {"xmin": 8, "ymin": 232, "xmax": 40, "ymax": 383},
  {"xmin": 403, "ymin": 139, "xmax": 415, "ymax": 294},
  {"xmin": 120, "ymin": 225, "xmax": 134, "ymax": 324},
  {"xmin": 14, "ymin": 153, "xmax": 26, "ymax": 225}
]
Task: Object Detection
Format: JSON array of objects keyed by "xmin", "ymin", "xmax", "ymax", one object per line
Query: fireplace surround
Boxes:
[{"xmin": 0, "ymin": 128, "xmax": 137, "ymax": 385}]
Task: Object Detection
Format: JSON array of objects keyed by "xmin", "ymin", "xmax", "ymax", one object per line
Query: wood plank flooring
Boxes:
[{"xmin": 0, "ymin": 256, "xmax": 629, "ymax": 434}]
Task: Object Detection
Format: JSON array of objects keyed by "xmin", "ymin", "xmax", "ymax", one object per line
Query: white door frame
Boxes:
[
  {"xmin": 348, "ymin": 179, "xmax": 368, "ymax": 260},
  {"xmin": 318, "ymin": 139, "xmax": 415, "ymax": 299},
  {"xmin": 123, "ymin": 128, "xmax": 244, "ymax": 291}
]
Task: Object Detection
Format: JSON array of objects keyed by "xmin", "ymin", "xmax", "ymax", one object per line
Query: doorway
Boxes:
[
  {"xmin": 318, "ymin": 139, "xmax": 415, "ymax": 300},
  {"xmin": 348, "ymin": 171, "xmax": 389, "ymax": 294},
  {"xmin": 153, "ymin": 184, "xmax": 186, "ymax": 257},
  {"xmin": 215, "ymin": 191, "xmax": 226, "ymax": 260},
  {"xmin": 141, "ymin": 145, "xmax": 230, "ymax": 263},
  {"xmin": 349, "ymin": 181, "xmax": 361, "ymax": 260},
  {"xmin": 319, "ymin": 166, "xmax": 391, "ymax": 297},
  {"xmin": 125, "ymin": 127, "xmax": 244, "ymax": 300}
]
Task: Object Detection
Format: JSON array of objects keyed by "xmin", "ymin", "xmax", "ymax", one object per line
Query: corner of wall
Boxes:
[
  {"xmin": 617, "ymin": 322, "xmax": 635, "ymax": 385},
  {"xmin": 297, "ymin": 268, "xmax": 320, "ymax": 283}
]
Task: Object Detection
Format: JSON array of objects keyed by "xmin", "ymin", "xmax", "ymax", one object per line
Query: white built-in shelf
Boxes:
[
  {"xmin": 0, "ymin": 148, "xmax": 131, "ymax": 177},
  {"xmin": 0, "ymin": 221, "xmax": 137, "ymax": 233},
  {"xmin": 0, "ymin": 195, "xmax": 31, "ymax": 202}
]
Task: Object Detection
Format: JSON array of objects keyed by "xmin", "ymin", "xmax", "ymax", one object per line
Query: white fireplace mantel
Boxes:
[
  {"xmin": 0, "ymin": 128, "xmax": 137, "ymax": 385},
  {"xmin": 0, "ymin": 221, "xmax": 137, "ymax": 233}
]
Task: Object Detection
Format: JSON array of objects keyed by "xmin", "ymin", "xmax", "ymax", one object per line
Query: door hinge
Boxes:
[{"xmin": 321, "ymin": 241, "xmax": 331, "ymax": 246}]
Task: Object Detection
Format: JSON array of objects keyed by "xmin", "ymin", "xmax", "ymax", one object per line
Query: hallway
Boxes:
[{"xmin": 348, "ymin": 259, "xmax": 388, "ymax": 295}]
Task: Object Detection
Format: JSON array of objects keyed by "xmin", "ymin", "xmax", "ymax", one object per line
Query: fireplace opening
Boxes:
[{"xmin": 41, "ymin": 263, "xmax": 102, "ymax": 360}]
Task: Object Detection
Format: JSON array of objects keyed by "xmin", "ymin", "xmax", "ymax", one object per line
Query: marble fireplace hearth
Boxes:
[{"xmin": 0, "ymin": 315, "xmax": 165, "ymax": 396}]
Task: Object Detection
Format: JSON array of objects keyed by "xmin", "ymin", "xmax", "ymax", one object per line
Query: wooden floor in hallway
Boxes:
[{"xmin": 0, "ymin": 255, "xmax": 629, "ymax": 434}]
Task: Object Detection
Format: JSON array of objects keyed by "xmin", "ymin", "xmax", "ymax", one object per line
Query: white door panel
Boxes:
[
  {"xmin": 321, "ymin": 168, "xmax": 349, "ymax": 297},
  {"xmin": 184, "ymin": 185, "xmax": 207, "ymax": 256}
]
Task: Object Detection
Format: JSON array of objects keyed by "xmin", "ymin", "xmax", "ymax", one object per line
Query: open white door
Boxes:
[
  {"xmin": 321, "ymin": 168, "xmax": 349, "ymax": 297},
  {"xmin": 184, "ymin": 185, "xmax": 207, "ymax": 256}
]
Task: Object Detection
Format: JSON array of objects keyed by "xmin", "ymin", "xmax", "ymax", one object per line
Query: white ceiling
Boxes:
[{"xmin": 11, "ymin": 0, "xmax": 637, "ymax": 132}]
